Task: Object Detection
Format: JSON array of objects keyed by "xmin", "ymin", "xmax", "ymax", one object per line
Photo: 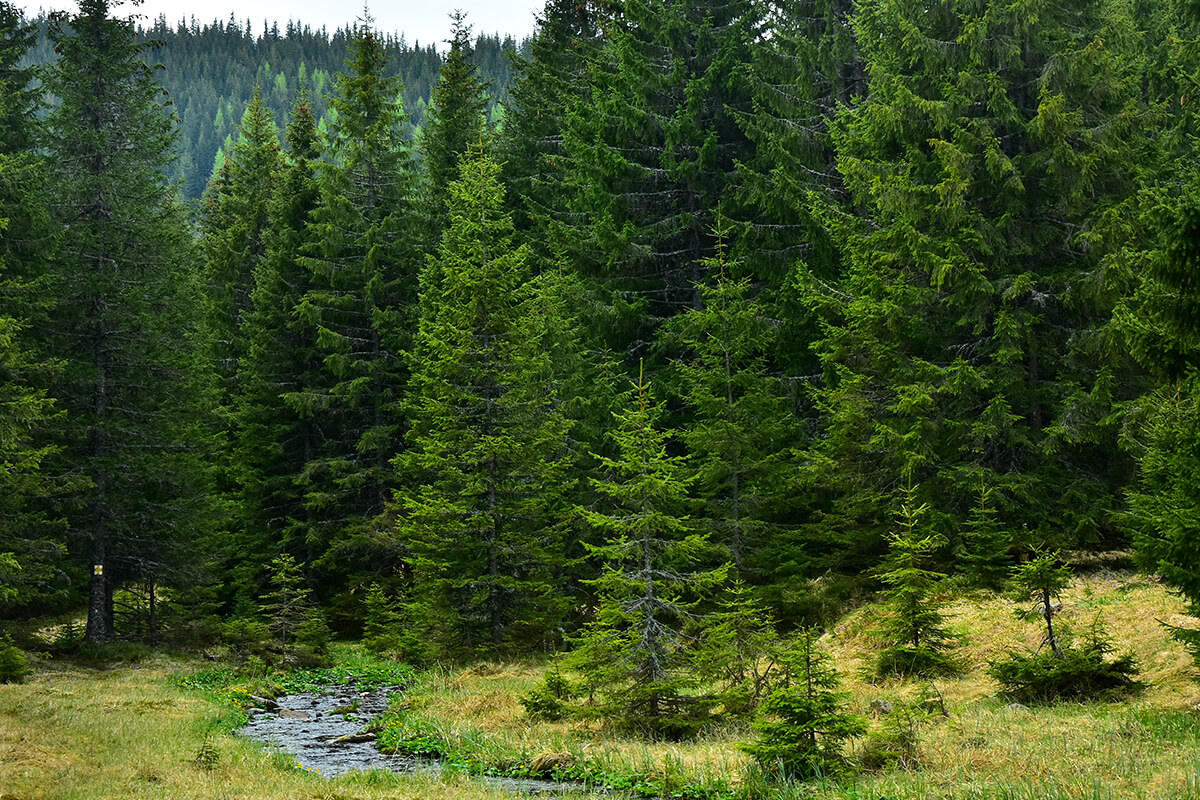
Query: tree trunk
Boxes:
[{"xmin": 1043, "ymin": 586, "xmax": 1063, "ymax": 657}]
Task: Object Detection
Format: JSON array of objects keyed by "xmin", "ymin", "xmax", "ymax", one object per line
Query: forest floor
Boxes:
[{"xmin": 2, "ymin": 566, "xmax": 1199, "ymax": 800}]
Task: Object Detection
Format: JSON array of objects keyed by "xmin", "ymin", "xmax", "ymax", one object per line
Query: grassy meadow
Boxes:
[{"xmin": 2, "ymin": 568, "xmax": 1200, "ymax": 800}]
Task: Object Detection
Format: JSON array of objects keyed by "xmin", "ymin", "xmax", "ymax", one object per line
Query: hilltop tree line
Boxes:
[
  {"xmin": 3, "ymin": 0, "xmax": 1200, "ymax": 710},
  {"xmin": 21, "ymin": 9, "xmax": 521, "ymax": 199}
]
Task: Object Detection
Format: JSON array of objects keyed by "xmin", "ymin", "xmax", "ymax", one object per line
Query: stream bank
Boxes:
[{"xmin": 239, "ymin": 685, "xmax": 597, "ymax": 795}]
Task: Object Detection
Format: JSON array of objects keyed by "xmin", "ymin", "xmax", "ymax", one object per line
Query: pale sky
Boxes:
[{"xmin": 19, "ymin": 0, "xmax": 543, "ymax": 49}]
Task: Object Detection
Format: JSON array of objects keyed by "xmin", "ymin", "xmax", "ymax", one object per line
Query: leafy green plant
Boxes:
[
  {"xmin": 520, "ymin": 660, "xmax": 577, "ymax": 721},
  {"xmin": 859, "ymin": 695, "xmax": 931, "ymax": 772},
  {"xmin": 693, "ymin": 580, "xmax": 786, "ymax": 717},
  {"xmin": 193, "ymin": 737, "xmax": 220, "ymax": 771}
]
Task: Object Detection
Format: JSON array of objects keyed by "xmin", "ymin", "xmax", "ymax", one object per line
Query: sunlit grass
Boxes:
[
  {"xmin": 3, "ymin": 571, "xmax": 1198, "ymax": 799},
  {"xmin": 0, "ymin": 654, "xmax": 535, "ymax": 800},
  {"xmin": 383, "ymin": 569, "xmax": 1200, "ymax": 799}
]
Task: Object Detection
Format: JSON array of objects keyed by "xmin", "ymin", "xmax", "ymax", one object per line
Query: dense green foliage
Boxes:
[{"xmin": 3, "ymin": 0, "xmax": 1200, "ymax": 757}]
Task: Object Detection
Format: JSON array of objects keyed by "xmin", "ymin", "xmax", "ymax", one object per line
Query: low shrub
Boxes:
[
  {"xmin": 987, "ymin": 627, "xmax": 1141, "ymax": 704},
  {"xmin": 520, "ymin": 662, "xmax": 577, "ymax": 721},
  {"xmin": 0, "ymin": 634, "xmax": 31, "ymax": 683}
]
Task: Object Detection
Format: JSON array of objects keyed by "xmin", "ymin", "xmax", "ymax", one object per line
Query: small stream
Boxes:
[{"xmin": 239, "ymin": 686, "xmax": 597, "ymax": 795}]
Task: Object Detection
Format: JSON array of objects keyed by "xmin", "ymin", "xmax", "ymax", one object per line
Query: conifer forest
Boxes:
[{"xmin": 5, "ymin": 0, "xmax": 1200, "ymax": 791}]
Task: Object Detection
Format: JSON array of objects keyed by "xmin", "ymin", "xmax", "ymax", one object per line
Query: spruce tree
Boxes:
[
  {"xmin": 988, "ymin": 548, "xmax": 1139, "ymax": 702},
  {"xmin": 395, "ymin": 147, "xmax": 572, "ymax": 654},
  {"xmin": 692, "ymin": 580, "xmax": 784, "ymax": 716},
  {"xmin": 200, "ymin": 86, "xmax": 280, "ymax": 405},
  {"xmin": 296, "ymin": 12, "xmax": 419, "ymax": 616},
  {"xmin": 40, "ymin": 0, "xmax": 211, "ymax": 643},
  {"xmin": 1009, "ymin": 548, "xmax": 1070, "ymax": 658},
  {"xmin": 960, "ymin": 479, "xmax": 1012, "ymax": 590},
  {"xmin": 874, "ymin": 485, "xmax": 958, "ymax": 678},
  {"xmin": 554, "ymin": 0, "xmax": 761, "ymax": 357},
  {"xmin": 1119, "ymin": 1, "xmax": 1200, "ymax": 663},
  {"xmin": 0, "ymin": 221, "xmax": 60, "ymax": 613},
  {"xmin": 743, "ymin": 628, "xmax": 866, "ymax": 779},
  {"xmin": 568, "ymin": 365, "xmax": 725, "ymax": 737},
  {"xmin": 0, "ymin": 1, "xmax": 68, "ymax": 614},
  {"xmin": 735, "ymin": 0, "xmax": 862, "ymax": 351},
  {"xmin": 498, "ymin": 0, "xmax": 601, "ymax": 259},
  {"xmin": 230, "ymin": 83, "xmax": 325, "ymax": 596},
  {"xmin": 0, "ymin": 1, "xmax": 37, "ymax": 155},
  {"xmin": 196, "ymin": 87, "xmax": 282, "ymax": 601},
  {"xmin": 1126, "ymin": 380, "xmax": 1200, "ymax": 659},
  {"xmin": 259, "ymin": 553, "xmax": 330, "ymax": 666}
]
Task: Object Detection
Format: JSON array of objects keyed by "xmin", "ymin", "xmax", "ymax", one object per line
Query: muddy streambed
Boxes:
[{"xmin": 239, "ymin": 685, "xmax": 595, "ymax": 795}]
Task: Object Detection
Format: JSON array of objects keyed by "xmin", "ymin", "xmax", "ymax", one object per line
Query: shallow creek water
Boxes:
[{"xmin": 239, "ymin": 686, "xmax": 595, "ymax": 795}]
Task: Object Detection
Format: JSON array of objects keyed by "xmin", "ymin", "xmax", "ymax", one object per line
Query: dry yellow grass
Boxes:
[{"xmin": 392, "ymin": 570, "xmax": 1200, "ymax": 799}]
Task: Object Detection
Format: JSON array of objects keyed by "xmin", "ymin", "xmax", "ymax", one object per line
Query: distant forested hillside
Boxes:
[{"xmin": 23, "ymin": 12, "xmax": 521, "ymax": 198}]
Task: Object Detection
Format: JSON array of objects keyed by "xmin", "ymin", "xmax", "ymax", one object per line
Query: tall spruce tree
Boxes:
[
  {"xmin": 395, "ymin": 147, "xmax": 572, "ymax": 654},
  {"xmin": 200, "ymin": 86, "xmax": 280, "ymax": 406},
  {"xmin": 230, "ymin": 84, "xmax": 324, "ymax": 597},
  {"xmin": 0, "ymin": 1, "xmax": 37, "ymax": 155},
  {"xmin": 1124, "ymin": 186, "xmax": 1200, "ymax": 659},
  {"xmin": 733, "ymin": 0, "xmax": 863, "ymax": 379},
  {"xmin": 735, "ymin": 0, "xmax": 861, "ymax": 295},
  {"xmin": 0, "ymin": 188, "xmax": 64, "ymax": 615},
  {"xmin": 198, "ymin": 87, "xmax": 281, "ymax": 599},
  {"xmin": 0, "ymin": 1, "xmax": 70, "ymax": 614},
  {"xmin": 802, "ymin": 0, "xmax": 1155, "ymax": 566},
  {"xmin": 296, "ymin": 12, "xmax": 419, "ymax": 619},
  {"xmin": 40, "ymin": 0, "xmax": 210, "ymax": 642},
  {"xmin": 498, "ymin": 0, "xmax": 601, "ymax": 259}
]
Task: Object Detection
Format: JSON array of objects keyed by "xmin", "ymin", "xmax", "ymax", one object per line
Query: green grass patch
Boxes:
[
  {"xmin": 171, "ymin": 645, "xmax": 417, "ymax": 726},
  {"xmin": 372, "ymin": 703, "xmax": 740, "ymax": 799}
]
